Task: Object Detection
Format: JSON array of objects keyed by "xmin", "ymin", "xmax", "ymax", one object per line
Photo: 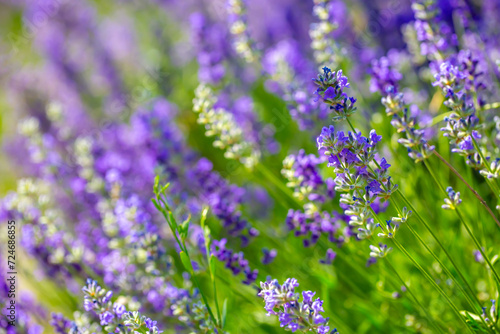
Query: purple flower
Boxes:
[
  {"xmin": 258, "ymin": 278, "xmax": 334, "ymax": 333},
  {"xmin": 324, "ymin": 86, "xmax": 337, "ymax": 99},
  {"xmin": 145, "ymin": 318, "xmax": 158, "ymax": 330},
  {"xmin": 99, "ymin": 311, "xmax": 114, "ymax": 326},
  {"xmin": 379, "ymin": 158, "xmax": 391, "ymax": 170},
  {"xmin": 369, "ymin": 130, "xmax": 382, "ymax": 145},
  {"xmin": 261, "ymin": 248, "xmax": 277, "ymax": 265},
  {"xmin": 320, "ymin": 249, "xmax": 337, "ymax": 265},
  {"xmin": 302, "ymin": 291, "xmax": 316, "ymax": 304},
  {"xmin": 113, "ymin": 303, "xmax": 126, "ymax": 318}
]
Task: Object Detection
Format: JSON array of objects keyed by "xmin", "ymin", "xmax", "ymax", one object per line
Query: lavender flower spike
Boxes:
[
  {"xmin": 258, "ymin": 278, "xmax": 336, "ymax": 334},
  {"xmin": 313, "ymin": 67, "xmax": 357, "ymax": 122},
  {"xmin": 193, "ymin": 84, "xmax": 261, "ymax": 169}
]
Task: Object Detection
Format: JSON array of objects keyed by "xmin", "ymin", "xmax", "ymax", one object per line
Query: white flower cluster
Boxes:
[{"xmin": 193, "ymin": 84, "xmax": 261, "ymax": 169}]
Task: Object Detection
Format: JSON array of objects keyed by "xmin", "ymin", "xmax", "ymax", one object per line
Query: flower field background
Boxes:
[{"xmin": 0, "ymin": 0, "xmax": 499, "ymax": 333}]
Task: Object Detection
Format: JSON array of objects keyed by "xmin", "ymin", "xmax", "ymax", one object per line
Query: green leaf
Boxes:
[
  {"xmin": 180, "ymin": 251, "xmax": 193, "ymax": 273},
  {"xmin": 200, "ymin": 206, "xmax": 209, "ymax": 228},
  {"xmin": 222, "ymin": 298, "xmax": 228, "ymax": 328},
  {"xmin": 168, "ymin": 211, "xmax": 177, "ymax": 230},
  {"xmin": 209, "ymin": 254, "xmax": 216, "ymax": 278},
  {"xmin": 161, "ymin": 182, "xmax": 170, "ymax": 194},
  {"xmin": 203, "ymin": 225, "xmax": 211, "ymax": 242},
  {"xmin": 180, "ymin": 214, "xmax": 191, "ymax": 240},
  {"xmin": 151, "ymin": 198, "xmax": 161, "ymax": 212},
  {"xmin": 153, "ymin": 175, "xmax": 160, "ymax": 195},
  {"xmin": 460, "ymin": 311, "xmax": 488, "ymax": 333}
]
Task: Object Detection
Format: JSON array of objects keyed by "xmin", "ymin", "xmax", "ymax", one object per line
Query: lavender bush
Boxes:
[{"xmin": 0, "ymin": 0, "xmax": 500, "ymax": 333}]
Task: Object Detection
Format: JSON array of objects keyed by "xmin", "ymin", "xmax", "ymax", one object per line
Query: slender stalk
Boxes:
[
  {"xmin": 455, "ymin": 208, "xmax": 500, "ymax": 287},
  {"xmin": 393, "ymin": 198, "xmax": 478, "ymax": 311},
  {"xmin": 204, "ymin": 242, "xmax": 222, "ymax": 327},
  {"xmin": 422, "ymin": 159, "xmax": 500, "ymax": 286},
  {"xmin": 256, "ymin": 163, "xmax": 303, "ymax": 208},
  {"xmin": 471, "ymin": 137, "xmax": 500, "ymax": 193},
  {"xmin": 370, "ymin": 209, "xmax": 472, "ymax": 332},
  {"xmin": 432, "ymin": 151, "xmax": 500, "ymax": 229},
  {"xmin": 153, "ymin": 189, "xmax": 220, "ymax": 329},
  {"xmin": 182, "ymin": 241, "xmax": 219, "ymax": 328},
  {"xmin": 385, "ymin": 259, "xmax": 445, "ymax": 333},
  {"xmin": 346, "ymin": 117, "xmax": 357, "ymax": 133},
  {"xmin": 391, "ymin": 237, "xmax": 473, "ymax": 332},
  {"xmin": 395, "ymin": 183, "xmax": 485, "ymax": 315},
  {"xmin": 394, "ymin": 189, "xmax": 496, "ymax": 331}
]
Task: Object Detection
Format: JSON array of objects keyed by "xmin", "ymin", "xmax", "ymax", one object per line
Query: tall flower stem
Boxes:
[
  {"xmin": 369, "ymin": 209, "xmax": 473, "ymax": 332},
  {"xmin": 392, "ymin": 196, "xmax": 496, "ymax": 333},
  {"xmin": 384, "ymin": 259, "xmax": 445, "ymax": 333},
  {"xmin": 470, "ymin": 137, "xmax": 500, "ymax": 193},
  {"xmin": 348, "ymin": 111, "xmax": 495, "ymax": 307},
  {"xmin": 345, "ymin": 117, "xmax": 357, "ymax": 133},
  {"xmin": 456, "ymin": 208, "xmax": 500, "ymax": 288},
  {"xmin": 432, "ymin": 150, "xmax": 500, "ymax": 228},
  {"xmin": 201, "ymin": 208, "xmax": 222, "ymax": 327},
  {"xmin": 422, "ymin": 159, "xmax": 500, "ymax": 287},
  {"xmin": 152, "ymin": 183, "xmax": 220, "ymax": 329},
  {"xmin": 256, "ymin": 163, "xmax": 303, "ymax": 208},
  {"xmin": 348, "ymin": 116, "xmax": 478, "ymax": 309},
  {"xmin": 392, "ymin": 199, "xmax": 479, "ymax": 312}
]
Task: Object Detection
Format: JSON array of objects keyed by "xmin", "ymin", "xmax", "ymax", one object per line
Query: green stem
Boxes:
[
  {"xmin": 370, "ymin": 209, "xmax": 472, "ymax": 331},
  {"xmin": 182, "ymin": 241, "xmax": 219, "ymax": 329},
  {"xmin": 154, "ymin": 193, "xmax": 220, "ymax": 330},
  {"xmin": 419, "ymin": 161, "xmax": 484, "ymax": 300},
  {"xmin": 345, "ymin": 117, "xmax": 357, "ymax": 133},
  {"xmin": 471, "ymin": 137, "xmax": 500, "ymax": 193},
  {"xmin": 391, "ymin": 237, "xmax": 473, "ymax": 332},
  {"xmin": 256, "ymin": 163, "xmax": 303, "ymax": 208},
  {"xmin": 395, "ymin": 188, "xmax": 479, "ymax": 305},
  {"xmin": 455, "ymin": 208, "xmax": 500, "ymax": 288},
  {"xmin": 393, "ymin": 190, "xmax": 497, "ymax": 332},
  {"xmin": 385, "ymin": 259, "xmax": 445, "ymax": 333},
  {"xmin": 422, "ymin": 159, "xmax": 500, "ymax": 287},
  {"xmin": 396, "ymin": 202, "xmax": 478, "ymax": 311},
  {"xmin": 432, "ymin": 151, "xmax": 500, "ymax": 229},
  {"xmin": 205, "ymin": 243, "xmax": 222, "ymax": 327}
]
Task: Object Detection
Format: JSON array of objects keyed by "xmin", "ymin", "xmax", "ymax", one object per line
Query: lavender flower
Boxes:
[
  {"xmin": 316, "ymin": 125, "xmax": 397, "ymax": 239},
  {"xmin": 313, "ymin": 67, "xmax": 357, "ymax": 122},
  {"xmin": 258, "ymin": 278, "xmax": 335, "ymax": 333},
  {"xmin": 481, "ymin": 300, "xmax": 498, "ymax": 331},
  {"xmin": 442, "ymin": 187, "xmax": 462, "ymax": 210},
  {"xmin": 282, "ymin": 150, "xmax": 348, "ymax": 250},
  {"xmin": 193, "ymin": 84, "xmax": 261, "ymax": 169},
  {"xmin": 261, "ymin": 248, "xmax": 278, "ymax": 265},
  {"xmin": 212, "ymin": 238, "xmax": 258, "ymax": 285},
  {"xmin": 227, "ymin": 0, "xmax": 259, "ymax": 63},
  {"xmin": 319, "ymin": 249, "xmax": 337, "ymax": 265},
  {"xmin": 310, "ymin": 0, "xmax": 340, "ymax": 67},
  {"xmin": 187, "ymin": 158, "xmax": 258, "ymax": 245},
  {"xmin": 433, "ymin": 62, "xmax": 500, "ymax": 180},
  {"xmin": 190, "ymin": 13, "xmax": 229, "ymax": 85},
  {"xmin": 369, "ymin": 57, "xmax": 403, "ymax": 94},
  {"xmin": 81, "ymin": 279, "xmax": 163, "ymax": 334},
  {"xmin": 370, "ymin": 59, "xmax": 435, "ymax": 163},
  {"xmin": 262, "ymin": 40, "xmax": 330, "ymax": 130},
  {"xmin": 369, "ymin": 243, "xmax": 393, "ymax": 259},
  {"xmin": 411, "ymin": 0, "xmax": 456, "ymax": 62}
]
